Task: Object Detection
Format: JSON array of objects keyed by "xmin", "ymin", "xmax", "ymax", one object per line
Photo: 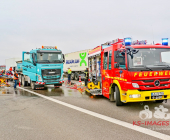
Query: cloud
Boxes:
[{"xmin": 0, "ymin": 0, "xmax": 170, "ymax": 65}]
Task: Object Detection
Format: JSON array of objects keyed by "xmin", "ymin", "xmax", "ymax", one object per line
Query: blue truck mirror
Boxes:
[{"xmin": 63, "ymin": 54, "xmax": 65, "ymax": 63}]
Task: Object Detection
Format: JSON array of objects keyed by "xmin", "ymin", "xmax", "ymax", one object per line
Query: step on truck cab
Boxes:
[
  {"xmin": 87, "ymin": 38, "xmax": 170, "ymax": 106},
  {"xmin": 20, "ymin": 46, "xmax": 65, "ymax": 89}
]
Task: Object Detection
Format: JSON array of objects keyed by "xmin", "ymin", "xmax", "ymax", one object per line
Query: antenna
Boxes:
[{"xmin": 152, "ymin": 25, "xmax": 155, "ymax": 45}]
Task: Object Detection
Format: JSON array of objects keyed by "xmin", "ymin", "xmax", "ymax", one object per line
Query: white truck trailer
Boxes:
[
  {"xmin": 64, "ymin": 49, "xmax": 91, "ymax": 80},
  {"xmin": 5, "ymin": 58, "xmax": 22, "ymax": 71}
]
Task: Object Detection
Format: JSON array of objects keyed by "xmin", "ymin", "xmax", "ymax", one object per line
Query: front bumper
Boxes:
[
  {"xmin": 121, "ymin": 89, "xmax": 170, "ymax": 103},
  {"xmin": 43, "ymin": 80, "xmax": 64, "ymax": 85}
]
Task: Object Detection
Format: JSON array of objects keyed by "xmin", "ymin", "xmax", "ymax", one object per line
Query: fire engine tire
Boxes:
[
  {"xmin": 22, "ymin": 76, "xmax": 27, "ymax": 87},
  {"xmin": 115, "ymin": 86, "xmax": 123, "ymax": 106},
  {"xmin": 31, "ymin": 81, "xmax": 36, "ymax": 90},
  {"xmin": 75, "ymin": 73, "xmax": 79, "ymax": 81},
  {"xmin": 155, "ymin": 100, "xmax": 164, "ymax": 103},
  {"xmin": 71, "ymin": 73, "xmax": 75, "ymax": 80},
  {"xmin": 109, "ymin": 88, "xmax": 115, "ymax": 102}
]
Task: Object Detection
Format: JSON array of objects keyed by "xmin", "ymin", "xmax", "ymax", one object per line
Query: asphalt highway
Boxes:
[{"xmin": 0, "ymin": 81, "xmax": 170, "ymax": 140}]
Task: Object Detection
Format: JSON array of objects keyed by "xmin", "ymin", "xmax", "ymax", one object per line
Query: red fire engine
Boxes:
[{"xmin": 87, "ymin": 38, "xmax": 170, "ymax": 106}]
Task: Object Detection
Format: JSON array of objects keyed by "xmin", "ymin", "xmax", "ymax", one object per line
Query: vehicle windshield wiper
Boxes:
[
  {"xmin": 52, "ymin": 60, "xmax": 62, "ymax": 62},
  {"xmin": 153, "ymin": 64, "xmax": 169, "ymax": 67},
  {"xmin": 153, "ymin": 64, "xmax": 170, "ymax": 70},
  {"xmin": 38, "ymin": 60, "xmax": 50, "ymax": 63},
  {"xmin": 132, "ymin": 65, "xmax": 153, "ymax": 71}
]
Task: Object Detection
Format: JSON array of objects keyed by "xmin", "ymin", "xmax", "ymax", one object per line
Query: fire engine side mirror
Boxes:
[
  {"xmin": 114, "ymin": 63, "xmax": 119, "ymax": 68},
  {"xmin": 114, "ymin": 51, "xmax": 119, "ymax": 62}
]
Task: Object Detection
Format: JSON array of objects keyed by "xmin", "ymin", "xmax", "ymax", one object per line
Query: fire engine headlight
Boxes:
[
  {"xmin": 132, "ymin": 83, "xmax": 139, "ymax": 88},
  {"xmin": 38, "ymin": 75, "xmax": 42, "ymax": 81},
  {"xmin": 129, "ymin": 94, "xmax": 141, "ymax": 98}
]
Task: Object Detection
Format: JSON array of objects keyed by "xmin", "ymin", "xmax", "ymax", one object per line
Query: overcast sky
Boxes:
[{"xmin": 0, "ymin": 0, "xmax": 170, "ymax": 65}]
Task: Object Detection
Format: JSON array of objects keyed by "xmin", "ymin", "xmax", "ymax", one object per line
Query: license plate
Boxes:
[
  {"xmin": 49, "ymin": 72, "xmax": 55, "ymax": 74},
  {"xmin": 151, "ymin": 92, "xmax": 164, "ymax": 96}
]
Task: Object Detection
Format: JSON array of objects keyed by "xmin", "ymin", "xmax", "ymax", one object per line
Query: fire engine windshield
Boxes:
[
  {"xmin": 37, "ymin": 52, "xmax": 63, "ymax": 63},
  {"xmin": 128, "ymin": 48, "xmax": 170, "ymax": 71}
]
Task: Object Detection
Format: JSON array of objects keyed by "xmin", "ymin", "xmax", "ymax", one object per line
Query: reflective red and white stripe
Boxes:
[
  {"xmin": 36, "ymin": 82, "xmax": 45, "ymax": 85},
  {"xmin": 36, "ymin": 87, "xmax": 44, "ymax": 89}
]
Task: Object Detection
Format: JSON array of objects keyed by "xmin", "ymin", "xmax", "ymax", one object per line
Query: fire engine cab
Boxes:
[{"xmin": 87, "ymin": 38, "xmax": 170, "ymax": 106}]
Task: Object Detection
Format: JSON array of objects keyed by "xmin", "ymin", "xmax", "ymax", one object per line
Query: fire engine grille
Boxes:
[
  {"xmin": 143, "ymin": 79, "xmax": 169, "ymax": 83},
  {"xmin": 133, "ymin": 78, "xmax": 170, "ymax": 91}
]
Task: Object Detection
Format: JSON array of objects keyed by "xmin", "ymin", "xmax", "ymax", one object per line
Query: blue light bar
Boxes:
[
  {"xmin": 124, "ymin": 37, "xmax": 132, "ymax": 46},
  {"xmin": 162, "ymin": 38, "xmax": 168, "ymax": 46}
]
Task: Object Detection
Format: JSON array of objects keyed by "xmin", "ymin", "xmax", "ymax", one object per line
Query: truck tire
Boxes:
[
  {"xmin": 115, "ymin": 86, "xmax": 123, "ymax": 106},
  {"xmin": 27, "ymin": 82, "xmax": 30, "ymax": 86},
  {"xmin": 75, "ymin": 73, "xmax": 79, "ymax": 81},
  {"xmin": 155, "ymin": 100, "xmax": 164, "ymax": 103},
  {"xmin": 71, "ymin": 73, "xmax": 75, "ymax": 80},
  {"xmin": 31, "ymin": 81, "xmax": 36, "ymax": 90},
  {"xmin": 22, "ymin": 76, "xmax": 28, "ymax": 87}
]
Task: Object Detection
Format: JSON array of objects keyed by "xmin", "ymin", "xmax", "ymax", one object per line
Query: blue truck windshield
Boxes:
[{"xmin": 37, "ymin": 52, "xmax": 63, "ymax": 63}]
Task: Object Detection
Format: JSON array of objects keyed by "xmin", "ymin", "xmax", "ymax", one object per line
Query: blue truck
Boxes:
[{"xmin": 17, "ymin": 46, "xmax": 65, "ymax": 89}]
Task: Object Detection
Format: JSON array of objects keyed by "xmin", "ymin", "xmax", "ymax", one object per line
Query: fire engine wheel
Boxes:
[
  {"xmin": 71, "ymin": 73, "xmax": 75, "ymax": 80},
  {"xmin": 115, "ymin": 86, "xmax": 123, "ymax": 106},
  {"xmin": 31, "ymin": 81, "xmax": 36, "ymax": 90},
  {"xmin": 155, "ymin": 100, "xmax": 164, "ymax": 103},
  {"xmin": 75, "ymin": 73, "xmax": 79, "ymax": 81},
  {"xmin": 22, "ymin": 76, "xmax": 27, "ymax": 87}
]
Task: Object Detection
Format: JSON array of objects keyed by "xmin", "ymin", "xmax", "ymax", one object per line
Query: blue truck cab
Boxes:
[{"xmin": 20, "ymin": 46, "xmax": 65, "ymax": 89}]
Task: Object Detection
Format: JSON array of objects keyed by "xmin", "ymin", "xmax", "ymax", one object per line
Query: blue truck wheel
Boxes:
[
  {"xmin": 22, "ymin": 76, "xmax": 27, "ymax": 87},
  {"xmin": 31, "ymin": 81, "xmax": 36, "ymax": 90}
]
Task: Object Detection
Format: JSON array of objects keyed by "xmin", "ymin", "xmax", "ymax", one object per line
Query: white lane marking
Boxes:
[{"xmin": 18, "ymin": 86, "xmax": 170, "ymax": 139}]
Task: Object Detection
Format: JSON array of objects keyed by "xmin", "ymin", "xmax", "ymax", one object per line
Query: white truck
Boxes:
[
  {"xmin": 5, "ymin": 58, "xmax": 22, "ymax": 71},
  {"xmin": 64, "ymin": 49, "xmax": 91, "ymax": 80}
]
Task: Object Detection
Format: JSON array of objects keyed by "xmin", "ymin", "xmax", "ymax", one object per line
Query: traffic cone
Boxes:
[{"xmin": 79, "ymin": 76, "xmax": 81, "ymax": 82}]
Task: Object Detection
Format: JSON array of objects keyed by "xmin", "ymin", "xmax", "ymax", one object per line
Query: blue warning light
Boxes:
[
  {"xmin": 124, "ymin": 37, "xmax": 132, "ymax": 46},
  {"xmin": 162, "ymin": 38, "xmax": 168, "ymax": 46}
]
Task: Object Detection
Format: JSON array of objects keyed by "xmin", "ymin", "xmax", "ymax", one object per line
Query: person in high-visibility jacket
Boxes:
[
  {"xmin": 84, "ymin": 68, "xmax": 89, "ymax": 86},
  {"xmin": 9, "ymin": 67, "xmax": 13, "ymax": 71},
  {"xmin": 14, "ymin": 71, "xmax": 18, "ymax": 89},
  {"xmin": 67, "ymin": 68, "xmax": 72, "ymax": 83}
]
